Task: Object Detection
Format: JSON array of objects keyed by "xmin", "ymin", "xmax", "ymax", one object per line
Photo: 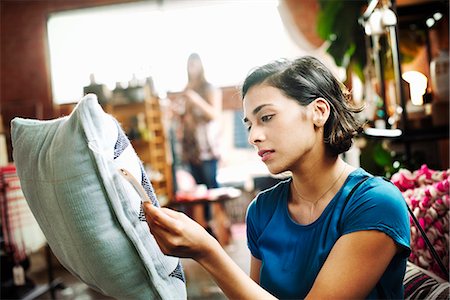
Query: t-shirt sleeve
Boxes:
[
  {"xmin": 246, "ymin": 198, "xmax": 262, "ymax": 259},
  {"xmin": 341, "ymin": 177, "xmax": 411, "ymax": 257}
]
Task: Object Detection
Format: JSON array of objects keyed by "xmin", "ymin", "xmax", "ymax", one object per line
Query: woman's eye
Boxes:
[{"xmin": 261, "ymin": 115, "xmax": 274, "ymax": 122}]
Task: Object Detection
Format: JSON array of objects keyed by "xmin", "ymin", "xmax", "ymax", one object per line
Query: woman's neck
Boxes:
[
  {"xmin": 290, "ymin": 157, "xmax": 350, "ymax": 205},
  {"xmin": 188, "ymin": 77, "xmax": 205, "ymax": 89}
]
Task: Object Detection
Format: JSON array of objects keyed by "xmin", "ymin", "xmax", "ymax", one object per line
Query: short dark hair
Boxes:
[{"xmin": 241, "ymin": 56, "xmax": 364, "ymax": 155}]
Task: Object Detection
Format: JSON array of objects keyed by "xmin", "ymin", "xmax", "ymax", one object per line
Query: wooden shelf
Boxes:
[
  {"xmin": 398, "ymin": 126, "xmax": 449, "ymax": 143},
  {"xmin": 105, "ymin": 88, "xmax": 173, "ymax": 204}
]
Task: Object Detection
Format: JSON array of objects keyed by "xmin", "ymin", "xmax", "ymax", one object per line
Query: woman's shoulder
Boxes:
[
  {"xmin": 340, "ymin": 168, "xmax": 411, "ymax": 254},
  {"xmin": 201, "ymin": 81, "xmax": 216, "ymax": 91},
  {"xmin": 256, "ymin": 177, "xmax": 291, "ymax": 200},
  {"xmin": 349, "ymin": 168, "xmax": 406, "ymax": 207},
  {"xmin": 248, "ymin": 178, "xmax": 291, "ymax": 213},
  {"xmin": 197, "ymin": 82, "xmax": 221, "ymax": 100},
  {"xmin": 346, "ymin": 168, "xmax": 399, "ymax": 190},
  {"xmin": 246, "ymin": 177, "xmax": 291, "ymax": 228}
]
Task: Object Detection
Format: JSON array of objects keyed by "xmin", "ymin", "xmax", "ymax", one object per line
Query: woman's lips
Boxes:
[{"xmin": 258, "ymin": 149, "xmax": 274, "ymax": 162}]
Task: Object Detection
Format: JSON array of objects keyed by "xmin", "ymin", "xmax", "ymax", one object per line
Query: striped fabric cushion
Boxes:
[
  {"xmin": 11, "ymin": 94, "xmax": 186, "ymax": 299},
  {"xmin": 404, "ymin": 261, "xmax": 449, "ymax": 300}
]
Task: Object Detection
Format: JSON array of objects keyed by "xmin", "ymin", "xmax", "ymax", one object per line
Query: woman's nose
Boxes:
[{"xmin": 248, "ymin": 126, "xmax": 264, "ymax": 145}]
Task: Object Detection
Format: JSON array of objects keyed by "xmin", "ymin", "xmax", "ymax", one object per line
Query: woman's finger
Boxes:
[
  {"xmin": 159, "ymin": 207, "xmax": 183, "ymax": 218},
  {"xmin": 144, "ymin": 203, "xmax": 181, "ymax": 231}
]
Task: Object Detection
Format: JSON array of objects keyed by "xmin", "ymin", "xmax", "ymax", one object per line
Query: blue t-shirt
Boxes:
[{"xmin": 246, "ymin": 168, "xmax": 411, "ymax": 299}]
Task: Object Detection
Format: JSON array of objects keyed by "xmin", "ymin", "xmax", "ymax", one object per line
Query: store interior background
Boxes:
[{"xmin": 1, "ymin": 0, "xmax": 449, "ymax": 299}]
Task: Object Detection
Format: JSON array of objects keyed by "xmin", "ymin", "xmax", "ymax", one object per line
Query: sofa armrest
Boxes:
[{"xmin": 404, "ymin": 261, "xmax": 449, "ymax": 299}]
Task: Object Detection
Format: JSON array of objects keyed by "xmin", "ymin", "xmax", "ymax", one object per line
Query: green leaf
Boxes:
[
  {"xmin": 317, "ymin": 0, "xmax": 343, "ymax": 39},
  {"xmin": 374, "ymin": 142, "xmax": 393, "ymax": 166},
  {"xmin": 316, "ymin": 0, "xmax": 368, "ymax": 81}
]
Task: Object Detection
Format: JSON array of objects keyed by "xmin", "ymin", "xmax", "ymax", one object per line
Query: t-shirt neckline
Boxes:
[{"xmin": 282, "ymin": 167, "xmax": 365, "ymax": 227}]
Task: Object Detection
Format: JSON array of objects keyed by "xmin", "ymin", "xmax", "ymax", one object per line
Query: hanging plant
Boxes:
[{"xmin": 316, "ymin": 0, "xmax": 368, "ymax": 81}]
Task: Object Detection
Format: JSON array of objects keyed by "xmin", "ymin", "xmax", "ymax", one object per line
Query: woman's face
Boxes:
[
  {"xmin": 243, "ymin": 84, "xmax": 321, "ymax": 174},
  {"xmin": 187, "ymin": 58, "xmax": 203, "ymax": 78}
]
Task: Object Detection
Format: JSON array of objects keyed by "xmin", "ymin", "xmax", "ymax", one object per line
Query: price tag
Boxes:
[{"xmin": 13, "ymin": 265, "xmax": 25, "ymax": 286}]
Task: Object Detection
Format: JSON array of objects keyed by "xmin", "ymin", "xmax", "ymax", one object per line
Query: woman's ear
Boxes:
[{"xmin": 311, "ymin": 98, "xmax": 330, "ymax": 127}]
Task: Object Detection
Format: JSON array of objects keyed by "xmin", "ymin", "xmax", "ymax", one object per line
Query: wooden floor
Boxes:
[{"xmin": 24, "ymin": 223, "xmax": 249, "ymax": 300}]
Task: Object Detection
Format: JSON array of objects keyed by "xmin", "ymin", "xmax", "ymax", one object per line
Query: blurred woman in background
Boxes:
[{"xmin": 174, "ymin": 53, "xmax": 230, "ymax": 243}]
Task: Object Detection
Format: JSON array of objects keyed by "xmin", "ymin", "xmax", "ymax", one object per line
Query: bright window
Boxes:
[{"xmin": 47, "ymin": 0, "xmax": 305, "ymax": 104}]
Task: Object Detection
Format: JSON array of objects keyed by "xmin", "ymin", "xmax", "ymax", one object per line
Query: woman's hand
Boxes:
[
  {"xmin": 182, "ymin": 88, "xmax": 222, "ymax": 120},
  {"xmin": 143, "ymin": 203, "xmax": 219, "ymax": 261},
  {"xmin": 183, "ymin": 89, "xmax": 202, "ymax": 106},
  {"xmin": 144, "ymin": 204, "xmax": 277, "ymax": 300}
]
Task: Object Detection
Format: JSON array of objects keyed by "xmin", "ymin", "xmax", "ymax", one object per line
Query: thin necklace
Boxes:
[{"xmin": 297, "ymin": 164, "xmax": 347, "ymax": 223}]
